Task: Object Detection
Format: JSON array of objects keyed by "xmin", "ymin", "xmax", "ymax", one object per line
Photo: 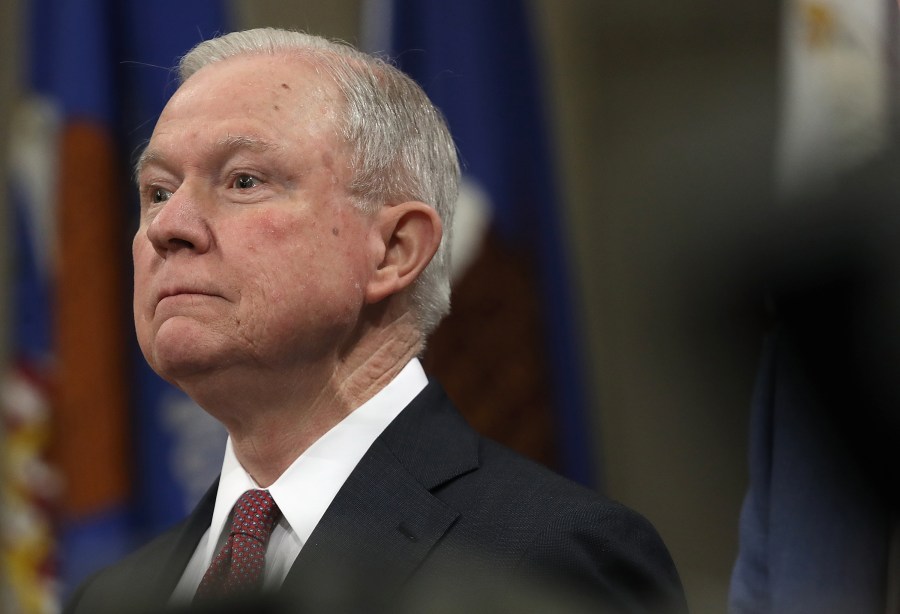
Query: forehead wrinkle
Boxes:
[{"xmin": 216, "ymin": 134, "xmax": 282, "ymax": 156}]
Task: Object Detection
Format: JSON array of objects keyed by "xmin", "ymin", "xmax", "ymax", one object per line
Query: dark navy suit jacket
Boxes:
[{"xmin": 66, "ymin": 381, "xmax": 686, "ymax": 613}]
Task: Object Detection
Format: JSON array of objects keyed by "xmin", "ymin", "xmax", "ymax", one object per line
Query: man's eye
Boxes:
[
  {"xmin": 234, "ymin": 174, "xmax": 260, "ymax": 189},
  {"xmin": 151, "ymin": 188, "xmax": 172, "ymax": 203}
]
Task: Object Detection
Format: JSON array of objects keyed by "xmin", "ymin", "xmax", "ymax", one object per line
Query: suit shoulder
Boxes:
[
  {"xmin": 441, "ymin": 436, "xmax": 687, "ymax": 613},
  {"xmin": 463, "ymin": 435, "xmax": 622, "ymax": 513},
  {"xmin": 63, "ymin": 521, "xmax": 188, "ymax": 614}
]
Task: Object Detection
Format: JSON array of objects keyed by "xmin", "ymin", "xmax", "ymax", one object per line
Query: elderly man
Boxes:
[{"xmin": 65, "ymin": 28, "xmax": 685, "ymax": 613}]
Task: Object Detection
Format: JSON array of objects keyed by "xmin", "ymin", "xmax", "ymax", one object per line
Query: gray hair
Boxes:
[{"xmin": 179, "ymin": 28, "xmax": 460, "ymax": 337}]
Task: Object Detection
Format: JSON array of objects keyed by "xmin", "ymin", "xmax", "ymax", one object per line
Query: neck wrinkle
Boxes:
[{"xmin": 228, "ymin": 315, "xmax": 423, "ymax": 487}]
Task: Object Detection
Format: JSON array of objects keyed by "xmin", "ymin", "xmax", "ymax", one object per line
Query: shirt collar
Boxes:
[{"xmin": 205, "ymin": 358, "xmax": 428, "ymax": 562}]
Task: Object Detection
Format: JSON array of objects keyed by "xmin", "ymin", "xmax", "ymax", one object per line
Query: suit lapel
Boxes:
[
  {"xmin": 147, "ymin": 480, "xmax": 218, "ymax": 605},
  {"xmin": 151, "ymin": 383, "xmax": 479, "ymax": 602},
  {"xmin": 283, "ymin": 381, "xmax": 479, "ymax": 594}
]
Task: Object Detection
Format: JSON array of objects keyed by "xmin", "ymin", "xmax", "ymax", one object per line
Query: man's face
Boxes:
[{"xmin": 134, "ymin": 54, "xmax": 377, "ymax": 388}]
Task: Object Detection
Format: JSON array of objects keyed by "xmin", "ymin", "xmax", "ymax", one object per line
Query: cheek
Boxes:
[
  {"xmin": 131, "ymin": 239, "xmax": 154, "ymax": 349},
  {"xmin": 238, "ymin": 211, "xmax": 368, "ymax": 319},
  {"xmin": 252, "ymin": 208, "xmax": 313, "ymax": 241},
  {"xmin": 132, "ymin": 236, "xmax": 154, "ymax": 310}
]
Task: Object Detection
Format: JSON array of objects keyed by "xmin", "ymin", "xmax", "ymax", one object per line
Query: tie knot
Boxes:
[{"xmin": 230, "ymin": 489, "xmax": 279, "ymax": 541}]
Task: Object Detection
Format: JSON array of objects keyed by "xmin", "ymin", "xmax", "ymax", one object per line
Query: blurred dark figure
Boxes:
[{"xmin": 729, "ymin": 150, "xmax": 900, "ymax": 613}]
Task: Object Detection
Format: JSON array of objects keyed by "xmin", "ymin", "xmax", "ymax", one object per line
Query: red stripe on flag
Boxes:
[{"xmin": 51, "ymin": 122, "xmax": 130, "ymax": 517}]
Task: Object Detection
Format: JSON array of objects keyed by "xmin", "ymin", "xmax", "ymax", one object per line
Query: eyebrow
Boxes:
[{"xmin": 133, "ymin": 134, "xmax": 281, "ymax": 182}]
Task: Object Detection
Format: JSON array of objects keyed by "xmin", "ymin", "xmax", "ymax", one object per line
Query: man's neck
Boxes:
[{"xmin": 190, "ymin": 316, "xmax": 424, "ymax": 487}]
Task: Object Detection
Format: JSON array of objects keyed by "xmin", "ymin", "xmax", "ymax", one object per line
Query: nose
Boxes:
[{"xmin": 144, "ymin": 185, "xmax": 213, "ymax": 257}]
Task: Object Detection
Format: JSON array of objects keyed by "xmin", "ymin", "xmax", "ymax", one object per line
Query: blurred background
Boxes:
[{"xmin": 0, "ymin": 0, "xmax": 896, "ymax": 612}]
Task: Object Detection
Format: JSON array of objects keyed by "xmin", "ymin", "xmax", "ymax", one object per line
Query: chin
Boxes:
[
  {"xmin": 150, "ymin": 349, "xmax": 216, "ymax": 386},
  {"xmin": 145, "ymin": 321, "xmax": 225, "ymax": 383}
]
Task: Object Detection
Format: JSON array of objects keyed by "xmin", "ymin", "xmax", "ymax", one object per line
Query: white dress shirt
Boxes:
[{"xmin": 169, "ymin": 358, "xmax": 428, "ymax": 604}]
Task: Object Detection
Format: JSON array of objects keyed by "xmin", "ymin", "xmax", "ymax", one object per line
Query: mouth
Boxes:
[{"xmin": 156, "ymin": 287, "xmax": 221, "ymax": 304}]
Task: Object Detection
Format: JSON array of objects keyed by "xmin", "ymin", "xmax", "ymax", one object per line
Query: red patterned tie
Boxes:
[{"xmin": 194, "ymin": 489, "xmax": 281, "ymax": 601}]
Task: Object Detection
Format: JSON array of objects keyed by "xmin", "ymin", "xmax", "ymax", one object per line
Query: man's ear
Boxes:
[{"xmin": 365, "ymin": 201, "xmax": 442, "ymax": 304}]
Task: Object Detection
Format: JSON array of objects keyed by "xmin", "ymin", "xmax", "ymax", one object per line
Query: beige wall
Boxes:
[
  {"xmin": 0, "ymin": 0, "xmax": 23, "ymax": 371},
  {"xmin": 533, "ymin": 4, "xmax": 777, "ymax": 611}
]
